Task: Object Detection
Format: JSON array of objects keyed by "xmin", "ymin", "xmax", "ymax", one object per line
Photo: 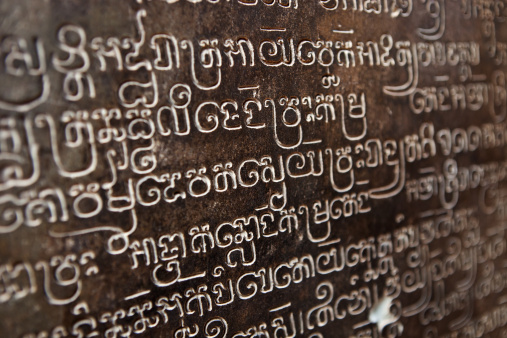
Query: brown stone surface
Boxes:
[{"xmin": 0, "ymin": 0, "xmax": 506, "ymax": 337}]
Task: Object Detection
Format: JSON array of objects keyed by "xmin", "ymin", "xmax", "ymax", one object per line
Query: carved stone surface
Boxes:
[{"xmin": 0, "ymin": 0, "xmax": 506, "ymax": 337}]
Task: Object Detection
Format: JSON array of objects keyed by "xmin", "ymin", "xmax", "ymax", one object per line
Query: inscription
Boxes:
[{"xmin": 0, "ymin": 0, "xmax": 506, "ymax": 336}]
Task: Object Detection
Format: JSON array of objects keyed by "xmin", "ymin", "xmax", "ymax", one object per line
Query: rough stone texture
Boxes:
[{"xmin": 0, "ymin": 0, "xmax": 506, "ymax": 337}]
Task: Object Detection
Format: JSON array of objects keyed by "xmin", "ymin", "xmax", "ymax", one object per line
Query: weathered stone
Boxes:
[{"xmin": 0, "ymin": 0, "xmax": 506, "ymax": 337}]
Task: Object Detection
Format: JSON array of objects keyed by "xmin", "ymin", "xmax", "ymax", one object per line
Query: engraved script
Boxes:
[{"xmin": 0, "ymin": 0, "xmax": 506, "ymax": 337}]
